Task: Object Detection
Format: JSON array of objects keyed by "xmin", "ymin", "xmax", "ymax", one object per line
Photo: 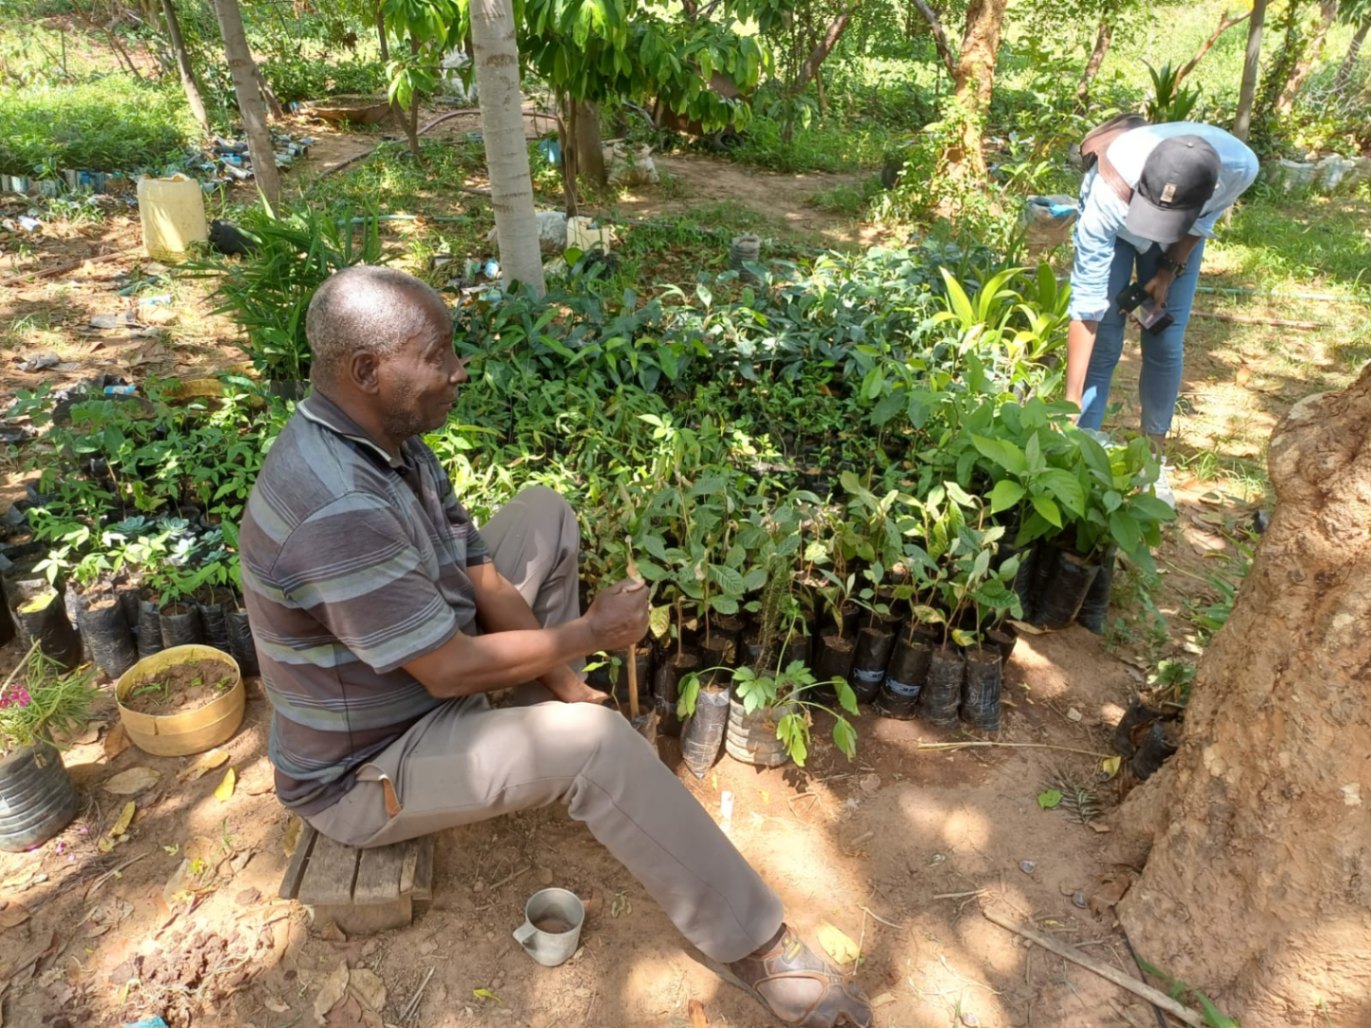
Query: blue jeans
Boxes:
[{"xmin": 1077, "ymin": 238, "xmax": 1205, "ymax": 436}]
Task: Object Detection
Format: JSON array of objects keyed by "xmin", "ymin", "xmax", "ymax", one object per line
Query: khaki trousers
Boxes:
[{"xmin": 305, "ymin": 486, "xmax": 783, "ymax": 963}]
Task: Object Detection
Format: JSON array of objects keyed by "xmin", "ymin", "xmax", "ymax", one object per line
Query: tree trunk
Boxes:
[
  {"xmin": 1333, "ymin": 20, "xmax": 1369, "ymax": 93},
  {"xmin": 1276, "ymin": 0, "xmax": 1340, "ymax": 112},
  {"xmin": 946, "ymin": 0, "xmax": 1008, "ymax": 182},
  {"xmin": 573, "ymin": 100, "xmax": 605, "ymax": 189},
  {"xmin": 911, "ymin": 0, "xmax": 956, "ymax": 78},
  {"xmin": 1115, "ymin": 366, "xmax": 1371, "ymax": 1025},
  {"xmin": 160, "ymin": 0, "xmax": 210, "ymax": 136},
  {"xmin": 469, "ymin": 0, "xmax": 545, "ymax": 296},
  {"xmin": 254, "ymin": 62, "xmax": 286, "ymax": 121},
  {"xmin": 210, "ymin": 0, "xmax": 281, "ymax": 213},
  {"xmin": 375, "ymin": 3, "xmax": 389, "ymax": 63},
  {"xmin": 403, "ymin": 34, "xmax": 422, "ymax": 158},
  {"xmin": 560, "ymin": 97, "xmax": 580, "ymax": 217},
  {"xmin": 1075, "ymin": 15, "xmax": 1113, "ymax": 109},
  {"xmin": 789, "ymin": 2, "xmax": 860, "ymax": 94},
  {"xmin": 1233, "ymin": 0, "xmax": 1268, "ymax": 141}
]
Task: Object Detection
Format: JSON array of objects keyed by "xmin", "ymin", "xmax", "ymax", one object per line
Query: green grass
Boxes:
[{"xmin": 1211, "ymin": 189, "xmax": 1371, "ymax": 294}]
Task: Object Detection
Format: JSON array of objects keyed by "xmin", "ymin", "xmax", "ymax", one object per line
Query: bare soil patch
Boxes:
[{"xmin": 121, "ymin": 658, "xmax": 238, "ymax": 716}]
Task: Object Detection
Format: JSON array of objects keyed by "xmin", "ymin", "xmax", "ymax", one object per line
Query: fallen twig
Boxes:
[
  {"xmin": 1, "ymin": 248, "xmax": 134, "ymax": 288},
  {"xmin": 1190, "ymin": 310, "xmax": 1323, "ymax": 330},
  {"xmin": 401, "ymin": 966, "xmax": 435, "ymax": 1023},
  {"xmin": 916, "ymin": 741, "xmax": 1112, "ymax": 759},
  {"xmin": 982, "ymin": 907, "xmax": 1205, "ymax": 1027},
  {"xmin": 83, "ymin": 850, "xmax": 149, "ymax": 901},
  {"xmin": 931, "ymin": 889, "xmax": 986, "ymax": 901},
  {"xmin": 858, "ymin": 905, "xmax": 904, "ymax": 930}
]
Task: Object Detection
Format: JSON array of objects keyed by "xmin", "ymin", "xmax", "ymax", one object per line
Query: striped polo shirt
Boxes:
[{"xmin": 239, "ymin": 392, "xmax": 490, "ymax": 814}]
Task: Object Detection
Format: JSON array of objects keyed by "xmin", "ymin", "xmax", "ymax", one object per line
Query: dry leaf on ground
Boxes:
[
  {"xmin": 108, "ymin": 801, "xmax": 136, "ymax": 838},
  {"xmin": 177, "ymin": 748, "xmax": 230, "ymax": 782},
  {"xmin": 0, "ymin": 903, "xmax": 31, "ymax": 930},
  {"xmin": 348, "ymin": 967, "xmax": 386, "ymax": 1013},
  {"xmin": 816, "ymin": 922, "xmax": 861, "ymax": 968},
  {"xmin": 102, "ymin": 723, "xmax": 130, "ymax": 760},
  {"xmin": 313, "ymin": 962, "xmax": 350, "ymax": 1021},
  {"xmin": 103, "ymin": 766, "xmax": 160, "ymax": 795},
  {"xmin": 213, "ymin": 767, "xmax": 237, "ymax": 802}
]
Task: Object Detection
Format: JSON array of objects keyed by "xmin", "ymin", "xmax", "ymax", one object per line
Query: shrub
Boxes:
[{"xmin": 0, "ymin": 78, "xmax": 195, "ymax": 177}]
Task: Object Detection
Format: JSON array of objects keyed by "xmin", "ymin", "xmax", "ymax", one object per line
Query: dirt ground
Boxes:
[
  {"xmin": 0, "ymin": 629, "xmax": 1166, "ymax": 1028},
  {"xmin": 0, "ymin": 126, "xmax": 1334, "ymax": 1028}
]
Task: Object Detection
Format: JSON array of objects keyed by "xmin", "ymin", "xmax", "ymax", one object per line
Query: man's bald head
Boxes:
[{"xmin": 306, "ymin": 265, "xmax": 452, "ymax": 387}]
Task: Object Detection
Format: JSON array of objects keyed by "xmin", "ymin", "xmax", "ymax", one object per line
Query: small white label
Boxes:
[{"xmin": 1160, "ymin": 182, "xmax": 1177, "ymax": 203}]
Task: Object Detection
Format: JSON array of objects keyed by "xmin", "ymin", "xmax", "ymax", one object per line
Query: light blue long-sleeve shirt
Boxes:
[{"xmin": 1068, "ymin": 122, "xmax": 1260, "ymax": 321}]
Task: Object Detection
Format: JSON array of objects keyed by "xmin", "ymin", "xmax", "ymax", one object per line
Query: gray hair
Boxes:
[{"xmin": 306, "ymin": 265, "xmax": 451, "ymax": 384}]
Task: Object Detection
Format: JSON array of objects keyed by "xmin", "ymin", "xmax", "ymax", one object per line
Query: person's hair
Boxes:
[{"xmin": 305, "ymin": 265, "xmax": 450, "ymax": 384}]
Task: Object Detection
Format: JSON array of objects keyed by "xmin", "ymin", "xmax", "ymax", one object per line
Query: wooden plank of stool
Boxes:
[
  {"xmin": 278, "ymin": 822, "xmax": 319, "ymax": 901},
  {"xmin": 353, "ymin": 843, "xmax": 406, "ymax": 905},
  {"xmin": 411, "ymin": 836, "xmax": 434, "ymax": 902},
  {"xmin": 300, "ymin": 832, "xmax": 363, "ymax": 906}
]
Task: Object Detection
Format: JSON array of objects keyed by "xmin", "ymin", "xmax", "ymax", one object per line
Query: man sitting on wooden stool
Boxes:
[{"xmin": 239, "ymin": 265, "xmax": 873, "ymax": 1028}]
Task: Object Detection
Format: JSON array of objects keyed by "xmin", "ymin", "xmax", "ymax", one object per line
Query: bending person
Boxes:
[{"xmin": 1064, "ymin": 120, "xmax": 1258, "ymax": 457}]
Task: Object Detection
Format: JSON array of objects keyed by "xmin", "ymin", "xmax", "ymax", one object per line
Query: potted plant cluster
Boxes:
[{"xmin": 0, "ymin": 642, "xmax": 100, "ymax": 851}]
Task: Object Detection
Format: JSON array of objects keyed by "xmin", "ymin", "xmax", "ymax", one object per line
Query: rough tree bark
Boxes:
[
  {"xmin": 210, "ymin": 0, "xmax": 281, "ymax": 213},
  {"xmin": 469, "ymin": 0, "xmax": 545, "ymax": 295},
  {"xmin": 946, "ymin": 0, "xmax": 1008, "ymax": 181},
  {"xmin": 1115, "ymin": 366, "xmax": 1371, "ymax": 1026},
  {"xmin": 1276, "ymin": 0, "xmax": 1340, "ymax": 111},
  {"xmin": 1333, "ymin": 20, "xmax": 1370, "ymax": 93},
  {"xmin": 1233, "ymin": 0, "xmax": 1268, "ymax": 141},
  {"xmin": 571, "ymin": 100, "xmax": 605, "ymax": 190},
  {"xmin": 1076, "ymin": 15, "xmax": 1113, "ymax": 109},
  {"xmin": 160, "ymin": 0, "xmax": 210, "ymax": 136}
]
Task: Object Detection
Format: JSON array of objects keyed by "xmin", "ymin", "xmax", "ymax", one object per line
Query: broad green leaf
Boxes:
[
  {"xmin": 1109, "ymin": 510, "xmax": 1143, "ymax": 559},
  {"xmin": 1031, "ymin": 494, "xmax": 1062, "ymax": 528},
  {"xmin": 1039, "ymin": 469, "xmax": 1085, "ymax": 517},
  {"xmin": 987, "ymin": 480, "xmax": 1026, "ymax": 513},
  {"xmin": 831, "ymin": 717, "xmax": 857, "ymax": 760},
  {"xmin": 971, "ymin": 434, "xmax": 1027, "ymax": 475},
  {"xmin": 1037, "ymin": 789, "xmax": 1063, "ymax": 809}
]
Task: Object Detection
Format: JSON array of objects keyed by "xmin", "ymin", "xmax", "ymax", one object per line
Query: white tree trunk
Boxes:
[
  {"xmin": 469, "ymin": 0, "xmax": 545, "ymax": 296},
  {"xmin": 210, "ymin": 0, "xmax": 281, "ymax": 213}
]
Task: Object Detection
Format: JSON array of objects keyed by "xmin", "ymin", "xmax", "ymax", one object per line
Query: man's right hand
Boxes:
[{"xmin": 584, "ymin": 578, "xmax": 649, "ymax": 651}]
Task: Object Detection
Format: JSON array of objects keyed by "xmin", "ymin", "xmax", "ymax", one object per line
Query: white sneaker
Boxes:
[{"xmin": 1152, "ymin": 460, "xmax": 1176, "ymax": 509}]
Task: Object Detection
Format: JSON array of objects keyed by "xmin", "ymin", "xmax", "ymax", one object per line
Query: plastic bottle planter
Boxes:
[
  {"xmin": 680, "ymin": 680, "xmax": 730, "ymax": 778},
  {"xmin": 960, "ymin": 646, "xmax": 1004, "ymax": 732},
  {"xmin": 875, "ymin": 632, "xmax": 935, "ymax": 720},
  {"xmin": 74, "ymin": 592, "xmax": 139, "ymax": 680},
  {"xmin": 849, "ymin": 626, "xmax": 896, "ymax": 704},
  {"xmin": 1074, "ymin": 545, "xmax": 1117, "ymax": 635},
  {"xmin": 725, "ymin": 699, "xmax": 798, "ymax": 767},
  {"xmin": 115, "ymin": 644, "xmax": 245, "ymax": 757},
  {"xmin": 0, "ymin": 741, "xmax": 79, "ymax": 852},
  {"xmin": 653, "ymin": 649, "xmax": 701, "ymax": 739},
  {"xmin": 920, "ymin": 646, "xmax": 964, "ymax": 727}
]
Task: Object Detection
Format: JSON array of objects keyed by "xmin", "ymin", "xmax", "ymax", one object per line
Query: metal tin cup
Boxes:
[{"xmin": 513, "ymin": 887, "xmax": 585, "ymax": 967}]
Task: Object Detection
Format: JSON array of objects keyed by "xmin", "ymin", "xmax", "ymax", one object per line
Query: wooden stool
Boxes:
[{"xmin": 279, "ymin": 822, "xmax": 434, "ymax": 934}]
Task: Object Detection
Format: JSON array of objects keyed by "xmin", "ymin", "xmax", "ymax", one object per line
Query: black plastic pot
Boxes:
[
  {"xmin": 778, "ymin": 632, "xmax": 811, "ymax": 672},
  {"xmin": 960, "ymin": 646, "xmax": 1004, "ymax": 732},
  {"xmin": 1032, "ymin": 549, "xmax": 1101, "ymax": 630},
  {"xmin": 813, "ymin": 631, "xmax": 855, "ymax": 687},
  {"xmin": 0, "ymin": 576, "xmax": 13, "ymax": 647},
  {"xmin": 711, "ymin": 614, "xmax": 747, "ymax": 648},
  {"xmin": 875, "ymin": 634, "xmax": 933, "ymax": 720},
  {"xmin": 12, "ymin": 582, "xmax": 82, "ymax": 668},
  {"xmin": 226, "ymin": 610, "xmax": 260, "ymax": 677},
  {"xmin": 681, "ymin": 684, "xmax": 730, "ymax": 778},
  {"xmin": 198, "ymin": 589, "xmax": 234, "ymax": 653},
  {"xmin": 849, "ymin": 626, "xmax": 896, "ymax": 704},
  {"xmin": 653, "ymin": 649, "xmax": 700, "ymax": 738},
  {"xmin": 699, "ymin": 634, "xmax": 737, "ymax": 671},
  {"xmin": 985, "ymin": 625, "xmax": 1018, "ymax": 663},
  {"xmin": 1075, "ymin": 545, "xmax": 1117, "ymax": 635},
  {"xmin": 137, "ymin": 597, "xmax": 164, "ymax": 659},
  {"xmin": 75, "ymin": 593, "xmax": 138, "ymax": 679},
  {"xmin": 62, "ymin": 586, "xmax": 93, "ymax": 666},
  {"xmin": 921, "ymin": 646, "xmax": 964, "ymax": 727},
  {"xmin": 159, "ymin": 601, "xmax": 204, "ymax": 648},
  {"xmin": 0, "ymin": 742, "xmax": 79, "ymax": 852}
]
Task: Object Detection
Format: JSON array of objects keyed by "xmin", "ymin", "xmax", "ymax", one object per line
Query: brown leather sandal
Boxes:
[{"xmin": 723, "ymin": 925, "xmax": 874, "ymax": 1027}]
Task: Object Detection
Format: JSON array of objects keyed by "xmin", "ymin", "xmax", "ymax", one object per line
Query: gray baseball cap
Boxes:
[{"xmin": 1126, "ymin": 135, "xmax": 1221, "ymax": 244}]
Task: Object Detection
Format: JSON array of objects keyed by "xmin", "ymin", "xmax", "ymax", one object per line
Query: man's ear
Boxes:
[{"xmin": 350, "ymin": 350, "xmax": 382, "ymax": 394}]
